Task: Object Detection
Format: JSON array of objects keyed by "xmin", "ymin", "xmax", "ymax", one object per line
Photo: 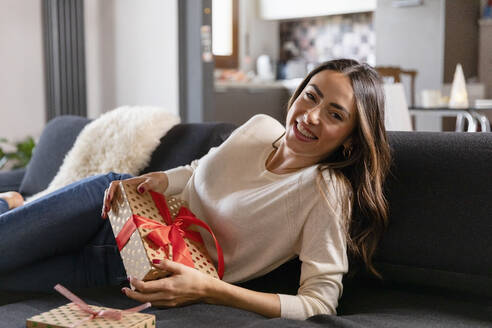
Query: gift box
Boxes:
[
  {"xmin": 26, "ymin": 303, "xmax": 155, "ymax": 328},
  {"xmin": 107, "ymin": 180, "xmax": 224, "ymax": 282},
  {"xmin": 26, "ymin": 284, "xmax": 155, "ymax": 328}
]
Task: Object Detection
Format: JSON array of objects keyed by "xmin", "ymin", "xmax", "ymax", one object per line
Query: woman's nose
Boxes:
[{"xmin": 304, "ymin": 108, "xmax": 321, "ymax": 124}]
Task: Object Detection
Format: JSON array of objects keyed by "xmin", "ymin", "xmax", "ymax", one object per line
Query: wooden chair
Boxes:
[{"xmin": 376, "ymin": 66, "xmax": 418, "ymax": 106}]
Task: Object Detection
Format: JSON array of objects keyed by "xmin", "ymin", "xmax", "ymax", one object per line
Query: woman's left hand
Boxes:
[{"xmin": 122, "ymin": 259, "xmax": 213, "ymax": 307}]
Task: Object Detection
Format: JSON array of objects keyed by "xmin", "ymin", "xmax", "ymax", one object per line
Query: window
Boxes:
[{"xmin": 212, "ymin": 0, "xmax": 238, "ymax": 68}]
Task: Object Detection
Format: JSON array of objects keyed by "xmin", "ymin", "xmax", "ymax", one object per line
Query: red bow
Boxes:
[{"xmin": 115, "ymin": 191, "xmax": 224, "ymax": 279}]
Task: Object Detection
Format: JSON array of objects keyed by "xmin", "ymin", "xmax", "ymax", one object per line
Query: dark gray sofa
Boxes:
[{"xmin": 0, "ymin": 115, "xmax": 490, "ymax": 327}]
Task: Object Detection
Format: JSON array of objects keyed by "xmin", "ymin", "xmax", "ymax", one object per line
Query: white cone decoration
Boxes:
[{"xmin": 449, "ymin": 63, "xmax": 469, "ymax": 109}]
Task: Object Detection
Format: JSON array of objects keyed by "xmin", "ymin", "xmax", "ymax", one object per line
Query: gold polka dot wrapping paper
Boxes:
[
  {"xmin": 107, "ymin": 181, "xmax": 223, "ymax": 284},
  {"xmin": 26, "ymin": 303, "xmax": 155, "ymax": 328},
  {"xmin": 26, "ymin": 284, "xmax": 155, "ymax": 328}
]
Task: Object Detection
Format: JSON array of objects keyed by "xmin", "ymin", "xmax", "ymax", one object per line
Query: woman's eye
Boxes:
[
  {"xmin": 305, "ymin": 92, "xmax": 315, "ymax": 101},
  {"xmin": 331, "ymin": 112, "xmax": 343, "ymax": 121}
]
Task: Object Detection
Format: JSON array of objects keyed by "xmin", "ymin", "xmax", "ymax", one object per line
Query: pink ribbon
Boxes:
[{"xmin": 54, "ymin": 284, "xmax": 151, "ymax": 328}]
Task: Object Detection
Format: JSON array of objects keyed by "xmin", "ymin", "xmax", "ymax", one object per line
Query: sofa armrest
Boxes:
[
  {"xmin": 0, "ymin": 168, "xmax": 26, "ymax": 193},
  {"xmin": 18, "ymin": 115, "xmax": 91, "ymax": 196}
]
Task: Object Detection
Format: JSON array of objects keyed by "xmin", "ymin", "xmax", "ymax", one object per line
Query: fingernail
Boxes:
[
  {"xmin": 121, "ymin": 287, "xmax": 127, "ymax": 294},
  {"xmin": 152, "ymin": 259, "xmax": 161, "ymax": 264},
  {"xmin": 127, "ymin": 276, "xmax": 132, "ymax": 282},
  {"xmin": 138, "ymin": 187, "xmax": 144, "ymax": 193}
]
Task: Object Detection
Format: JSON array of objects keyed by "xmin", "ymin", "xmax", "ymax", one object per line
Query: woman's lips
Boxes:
[{"xmin": 293, "ymin": 121, "xmax": 318, "ymax": 142}]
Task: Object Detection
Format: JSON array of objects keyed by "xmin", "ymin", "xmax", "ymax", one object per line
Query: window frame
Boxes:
[{"xmin": 213, "ymin": 0, "xmax": 239, "ymax": 69}]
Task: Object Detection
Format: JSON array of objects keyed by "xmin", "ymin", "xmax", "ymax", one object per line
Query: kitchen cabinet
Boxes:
[
  {"xmin": 214, "ymin": 83, "xmax": 290, "ymax": 126},
  {"xmin": 258, "ymin": 0, "xmax": 376, "ymax": 20}
]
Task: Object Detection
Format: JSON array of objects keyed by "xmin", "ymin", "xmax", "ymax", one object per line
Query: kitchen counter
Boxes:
[
  {"xmin": 215, "ymin": 78, "xmax": 303, "ymax": 93},
  {"xmin": 214, "ymin": 79, "xmax": 297, "ymax": 125}
]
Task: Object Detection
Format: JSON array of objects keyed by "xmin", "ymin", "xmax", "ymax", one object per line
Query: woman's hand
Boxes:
[
  {"xmin": 122, "ymin": 259, "xmax": 213, "ymax": 307},
  {"xmin": 101, "ymin": 171, "xmax": 169, "ymax": 219},
  {"xmin": 123, "ymin": 259, "xmax": 281, "ymax": 318}
]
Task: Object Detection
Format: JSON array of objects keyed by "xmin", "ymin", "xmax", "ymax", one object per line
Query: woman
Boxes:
[{"xmin": 0, "ymin": 59, "xmax": 391, "ymax": 320}]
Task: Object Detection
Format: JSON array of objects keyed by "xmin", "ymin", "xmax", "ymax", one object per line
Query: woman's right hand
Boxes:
[{"xmin": 101, "ymin": 171, "xmax": 169, "ymax": 219}]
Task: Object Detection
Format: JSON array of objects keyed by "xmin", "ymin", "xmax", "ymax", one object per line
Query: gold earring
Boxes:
[{"xmin": 343, "ymin": 146, "xmax": 352, "ymax": 158}]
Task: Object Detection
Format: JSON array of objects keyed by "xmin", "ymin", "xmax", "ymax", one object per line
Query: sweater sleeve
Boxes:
[
  {"xmin": 277, "ymin": 176, "xmax": 349, "ymax": 320},
  {"xmin": 163, "ymin": 147, "xmax": 217, "ymax": 195}
]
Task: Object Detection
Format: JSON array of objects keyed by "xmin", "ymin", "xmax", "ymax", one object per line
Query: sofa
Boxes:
[{"xmin": 0, "ymin": 115, "xmax": 490, "ymax": 327}]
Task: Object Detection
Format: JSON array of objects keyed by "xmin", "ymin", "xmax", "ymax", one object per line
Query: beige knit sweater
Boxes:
[{"xmin": 164, "ymin": 114, "xmax": 349, "ymax": 320}]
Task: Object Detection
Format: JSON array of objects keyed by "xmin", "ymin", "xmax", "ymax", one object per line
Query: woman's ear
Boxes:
[{"xmin": 342, "ymin": 139, "xmax": 354, "ymax": 159}]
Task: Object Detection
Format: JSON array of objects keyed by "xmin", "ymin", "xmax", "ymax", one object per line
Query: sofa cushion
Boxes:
[
  {"xmin": 370, "ymin": 132, "xmax": 492, "ymax": 297},
  {"xmin": 1, "ymin": 283, "xmax": 490, "ymax": 328},
  {"xmin": 337, "ymin": 278, "xmax": 492, "ymax": 327},
  {"xmin": 141, "ymin": 122, "xmax": 237, "ymax": 173},
  {"xmin": 19, "ymin": 116, "xmax": 91, "ymax": 196}
]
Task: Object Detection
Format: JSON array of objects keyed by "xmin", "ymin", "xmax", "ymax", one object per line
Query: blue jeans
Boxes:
[
  {"xmin": 0, "ymin": 172, "xmax": 133, "ymax": 292},
  {"xmin": 0, "ymin": 199, "xmax": 8, "ymax": 214}
]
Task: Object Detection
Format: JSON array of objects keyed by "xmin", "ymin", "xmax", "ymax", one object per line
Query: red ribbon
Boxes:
[{"xmin": 115, "ymin": 191, "xmax": 224, "ymax": 279}]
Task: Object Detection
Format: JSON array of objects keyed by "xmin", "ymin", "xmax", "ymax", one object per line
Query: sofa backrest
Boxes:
[
  {"xmin": 371, "ymin": 131, "xmax": 492, "ymax": 297},
  {"xmin": 19, "ymin": 116, "xmax": 236, "ymax": 197},
  {"xmin": 242, "ymin": 132, "xmax": 492, "ymax": 297},
  {"xmin": 141, "ymin": 122, "xmax": 237, "ymax": 173}
]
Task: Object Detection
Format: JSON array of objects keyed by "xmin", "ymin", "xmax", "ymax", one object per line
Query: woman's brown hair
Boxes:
[{"xmin": 287, "ymin": 59, "xmax": 391, "ymax": 279}]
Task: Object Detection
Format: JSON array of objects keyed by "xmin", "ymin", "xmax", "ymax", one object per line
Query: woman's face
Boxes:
[{"xmin": 284, "ymin": 69, "xmax": 358, "ymax": 164}]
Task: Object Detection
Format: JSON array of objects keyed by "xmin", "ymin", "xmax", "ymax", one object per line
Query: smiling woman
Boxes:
[
  {"xmin": 0, "ymin": 59, "xmax": 390, "ymax": 321},
  {"xmin": 272, "ymin": 70, "xmax": 358, "ymax": 170},
  {"xmin": 116, "ymin": 59, "xmax": 391, "ymax": 318},
  {"xmin": 267, "ymin": 59, "xmax": 391, "ymax": 280}
]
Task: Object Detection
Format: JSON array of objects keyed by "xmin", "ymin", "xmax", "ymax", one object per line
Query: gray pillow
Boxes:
[{"xmin": 19, "ymin": 115, "xmax": 91, "ymax": 196}]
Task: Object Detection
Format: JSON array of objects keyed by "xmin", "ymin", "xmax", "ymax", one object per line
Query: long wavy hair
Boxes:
[{"xmin": 287, "ymin": 59, "xmax": 391, "ymax": 279}]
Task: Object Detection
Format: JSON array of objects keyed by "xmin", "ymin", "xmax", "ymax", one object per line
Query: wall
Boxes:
[
  {"xmin": 479, "ymin": 19, "xmax": 492, "ymax": 99},
  {"xmin": 374, "ymin": 0, "xmax": 445, "ymax": 131},
  {"xmin": 278, "ymin": 13, "xmax": 375, "ymax": 79},
  {"xmin": 0, "ymin": 0, "xmax": 46, "ymax": 144},
  {"xmin": 443, "ymin": 0, "xmax": 480, "ymax": 83},
  {"xmin": 238, "ymin": 0, "xmax": 279, "ymax": 74},
  {"xmin": 375, "ymin": 0, "xmax": 446, "ymax": 105},
  {"xmin": 481, "ymin": 0, "xmax": 488, "ymax": 16},
  {"xmin": 84, "ymin": 0, "xmax": 179, "ymax": 119}
]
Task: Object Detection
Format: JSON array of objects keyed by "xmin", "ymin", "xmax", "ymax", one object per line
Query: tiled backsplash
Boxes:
[{"xmin": 279, "ymin": 13, "xmax": 375, "ymax": 76}]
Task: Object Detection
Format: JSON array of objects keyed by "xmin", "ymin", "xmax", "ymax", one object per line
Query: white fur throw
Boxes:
[{"xmin": 26, "ymin": 106, "xmax": 180, "ymax": 203}]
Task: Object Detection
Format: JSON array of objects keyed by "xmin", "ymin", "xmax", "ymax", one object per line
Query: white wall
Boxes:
[
  {"xmin": 0, "ymin": 0, "xmax": 46, "ymax": 144},
  {"xmin": 84, "ymin": 0, "xmax": 179, "ymax": 119},
  {"xmin": 0, "ymin": 0, "xmax": 178, "ymax": 150},
  {"xmin": 375, "ymin": 0, "xmax": 446, "ymax": 104},
  {"xmin": 374, "ymin": 0, "xmax": 445, "ymax": 130}
]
